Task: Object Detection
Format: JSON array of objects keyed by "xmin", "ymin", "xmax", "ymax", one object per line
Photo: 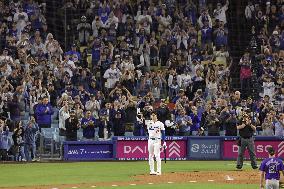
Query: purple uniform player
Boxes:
[{"xmin": 259, "ymin": 147, "xmax": 284, "ymax": 189}]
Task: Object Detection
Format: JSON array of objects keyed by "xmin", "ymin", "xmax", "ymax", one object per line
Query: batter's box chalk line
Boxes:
[{"xmin": 226, "ymin": 175, "xmax": 234, "ymax": 181}]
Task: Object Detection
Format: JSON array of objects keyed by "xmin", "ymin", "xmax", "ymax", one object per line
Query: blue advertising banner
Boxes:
[
  {"xmin": 64, "ymin": 141, "xmax": 114, "ymax": 160},
  {"xmin": 188, "ymin": 137, "xmax": 221, "ymax": 159}
]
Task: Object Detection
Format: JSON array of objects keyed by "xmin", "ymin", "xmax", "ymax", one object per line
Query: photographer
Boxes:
[
  {"xmin": 0, "ymin": 119, "xmax": 9, "ymax": 161},
  {"xmin": 236, "ymin": 113, "xmax": 258, "ymax": 170}
]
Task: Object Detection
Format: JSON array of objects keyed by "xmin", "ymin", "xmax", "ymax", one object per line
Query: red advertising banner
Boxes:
[
  {"xmin": 116, "ymin": 137, "xmax": 187, "ymax": 160},
  {"xmin": 223, "ymin": 140, "xmax": 284, "ymax": 159}
]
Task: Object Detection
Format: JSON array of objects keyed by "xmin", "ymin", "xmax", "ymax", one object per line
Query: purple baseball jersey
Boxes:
[{"xmin": 259, "ymin": 158, "xmax": 284, "ymax": 180}]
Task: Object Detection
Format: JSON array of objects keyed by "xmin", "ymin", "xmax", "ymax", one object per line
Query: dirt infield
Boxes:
[{"xmin": 0, "ymin": 171, "xmax": 260, "ymax": 189}]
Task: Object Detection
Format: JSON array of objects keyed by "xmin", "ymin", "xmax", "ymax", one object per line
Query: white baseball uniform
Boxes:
[{"xmin": 146, "ymin": 120, "xmax": 165, "ymax": 174}]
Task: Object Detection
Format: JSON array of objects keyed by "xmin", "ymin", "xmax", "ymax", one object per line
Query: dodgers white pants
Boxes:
[{"xmin": 148, "ymin": 139, "xmax": 161, "ymax": 173}]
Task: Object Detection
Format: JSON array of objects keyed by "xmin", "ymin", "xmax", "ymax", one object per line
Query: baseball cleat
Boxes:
[
  {"xmin": 150, "ymin": 171, "xmax": 157, "ymax": 175},
  {"xmin": 156, "ymin": 172, "xmax": 161, "ymax": 175}
]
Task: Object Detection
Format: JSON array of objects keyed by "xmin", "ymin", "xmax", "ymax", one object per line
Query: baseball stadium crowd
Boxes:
[{"xmin": 0, "ymin": 0, "xmax": 283, "ymax": 161}]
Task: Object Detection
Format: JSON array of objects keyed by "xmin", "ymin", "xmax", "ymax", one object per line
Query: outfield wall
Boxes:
[{"xmin": 63, "ymin": 136, "xmax": 284, "ymax": 161}]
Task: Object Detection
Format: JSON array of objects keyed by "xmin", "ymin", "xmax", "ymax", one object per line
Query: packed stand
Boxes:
[
  {"xmin": 242, "ymin": 0, "xmax": 284, "ymax": 136},
  {"xmin": 0, "ymin": 0, "xmax": 283, "ymax": 162}
]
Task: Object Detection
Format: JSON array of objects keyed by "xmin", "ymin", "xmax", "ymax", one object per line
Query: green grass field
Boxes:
[{"xmin": 0, "ymin": 161, "xmax": 259, "ymax": 189}]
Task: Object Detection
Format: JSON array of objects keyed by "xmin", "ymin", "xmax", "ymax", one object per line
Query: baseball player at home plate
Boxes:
[{"xmin": 146, "ymin": 111, "xmax": 166, "ymax": 175}]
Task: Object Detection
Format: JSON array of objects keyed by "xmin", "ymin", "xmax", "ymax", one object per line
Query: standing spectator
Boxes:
[
  {"xmin": 236, "ymin": 113, "xmax": 258, "ymax": 170},
  {"xmin": 0, "ymin": 119, "xmax": 9, "ymax": 161},
  {"xmin": 262, "ymin": 113, "xmax": 274, "ymax": 136},
  {"xmin": 58, "ymin": 102, "xmax": 70, "ymax": 136},
  {"xmin": 274, "ymin": 113, "xmax": 284, "ymax": 136},
  {"xmin": 77, "ymin": 16, "xmax": 91, "ymax": 45},
  {"xmin": 81, "ymin": 110, "xmax": 96, "ymax": 140},
  {"xmin": 175, "ymin": 109, "xmax": 192, "ymax": 136},
  {"xmin": 103, "ymin": 62, "xmax": 122, "ymax": 92},
  {"xmin": 189, "ymin": 106, "xmax": 201, "ymax": 135},
  {"xmin": 110, "ymin": 101, "xmax": 126, "ymax": 136},
  {"xmin": 97, "ymin": 110, "xmax": 112, "ymax": 140},
  {"xmin": 65, "ymin": 110, "xmax": 80, "ymax": 141},
  {"xmin": 12, "ymin": 121, "xmax": 26, "ymax": 161},
  {"xmin": 24, "ymin": 117, "xmax": 38, "ymax": 161},
  {"xmin": 213, "ymin": 0, "xmax": 229, "ymax": 25},
  {"xmin": 239, "ymin": 51, "xmax": 252, "ymax": 98},
  {"xmin": 7, "ymin": 95, "xmax": 21, "ymax": 121},
  {"xmin": 35, "ymin": 97, "xmax": 54, "ymax": 130},
  {"xmin": 205, "ymin": 108, "xmax": 220, "ymax": 136},
  {"xmin": 225, "ymin": 111, "xmax": 238, "ymax": 136},
  {"xmin": 85, "ymin": 94, "xmax": 101, "ymax": 119}
]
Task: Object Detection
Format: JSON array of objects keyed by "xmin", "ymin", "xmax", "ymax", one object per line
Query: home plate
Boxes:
[
  {"xmin": 168, "ymin": 182, "xmax": 174, "ymax": 184},
  {"xmin": 130, "ymin": 184, "xmax": 137, "ymax": 186},
  {"xmin": 226, "ymin": 175, "xmax": 234, "ymax": 181},
  {"xmin": 112, "ymin": 185, "xmax": 118, "ymax": 187},
  {"xmin": 148, "ymin": 183, "xmax": 154, "ymax": 185},
  {"xmin": 208, "ymin": 180, "xmax": 214, "ymax": 182},
  {"xmin": 189, "ymin": 181, "xmax": 197, "ymax": 183}
]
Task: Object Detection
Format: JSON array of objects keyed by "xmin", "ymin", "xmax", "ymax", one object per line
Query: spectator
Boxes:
[
  {"xmin": 65, "ymin": 110, "xmax": 80, "ymax": 141},
  {"xmin": 77, "ymin": 16, "xmax": 91, "ymax": 45},
  {"xmin": 81, "ymin": 110, "xmax": 96, "ymax": 140},
  {"xmin": 262, "ymin": 113, "xmax": 274, "ymax": 136},
  {"xmin": 205, "ymin": 108, "xmax": 220, "ymax": 136},
  {"xmin": 274, "ymin": 113, "xmax": 284, "ymax": 136},
  {"xmin": 110, "ymin": 101, "xmax": 126, "ymax": 136},
  {"xmin": 24, "ymin": 117, "xmax": 38, "ymax": 161},
  {"xmin": 97, "ymin": 110, "xmax": 112, "ymax": 140},
  {"xmin": 0, "ymin": 119, "xmax": 9, "ymax": 161},
  {"xmin": 12, "ymin": 121, "xmax": 26, "ymax": 161},
  {"xmin": 175, "ymin": 109, "xmax": 192, "ymax": 136},
  {"xmin": 225, "ymin": 111, "xmax": 238, "ymax": 136},
  {"xmin": 58, "ymin": 102, "xmax": 70, "ymax": 136},
  {"xmin": 35, "ymin": 97, "xmax": 54, "ymax": 130}
]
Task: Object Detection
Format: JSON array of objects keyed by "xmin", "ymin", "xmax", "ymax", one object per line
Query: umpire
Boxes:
[{"xmin": 236, "ymin": 113, "xmax": 258, "ymax": 170}]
